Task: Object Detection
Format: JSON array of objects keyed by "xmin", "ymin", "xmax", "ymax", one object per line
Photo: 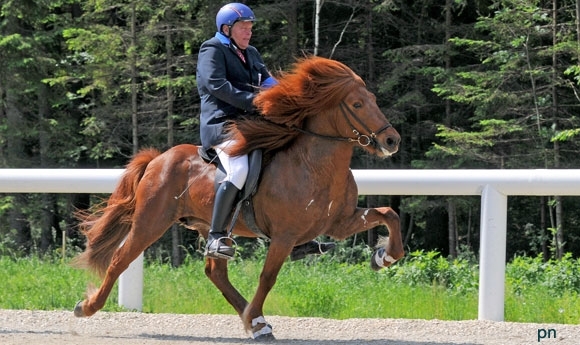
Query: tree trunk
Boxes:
[
  {"xmin": 131, "ymin": 1, "xmax": 138, "ymax": 155},
  {"xmin": 11, "ymin": 195, "xmax": 32, "ymax": 254},
  {"xmin": 552, "ymin": 0, "xmax": 564, "ymax": 259},
  {"xmin": 540, "ymin": 196, "xmax": 549, "ymax": 261},
  {"xmin": 366, "ymin": 1, "xmax": 374, "ymax": 83},
  {"xmin": 287, "ymin": 0, "xmax": 298, "ymax": 63},
  {"xmin": 444, "ymin": 0, "xmax": 457, "ymax": 259},
  {"xmin": 403, "ymin": 213, "xmax": 414, "ymax": 248},
  {"xmin": 5, "ymin": 83, "xmax": 31, "ymax": 252},
  {"xmin": 447, "ymin": 198, "xmax": 457, "ymax": 258},
  {"xmin": 67, "ymin": 193, "xmax": 91, "ymax": 248},
  {"xmin": 314, "ymin": 0, "xmax": 322, "ymax": 55},
  {"xmin": 38, "ymin": 82, "xmax": 55, "ymax": 253},
  {"xmin": 165, "ymin": 19, "xmax": 182, "ymax": 267}
]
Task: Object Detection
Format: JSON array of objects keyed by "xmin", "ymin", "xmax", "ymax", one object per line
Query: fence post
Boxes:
[
  {"xmin": 118, "ymin": 252, "xmax": 144, "ymax": 311},
  {"xmin": 478, "ymin": 185, "xmax": 507, "ymax": 321}
]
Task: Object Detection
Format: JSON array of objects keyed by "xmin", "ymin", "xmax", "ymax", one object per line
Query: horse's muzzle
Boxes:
[{"xmin": 379, "ymin": 131, "xmax": 400, "ymax": 157}]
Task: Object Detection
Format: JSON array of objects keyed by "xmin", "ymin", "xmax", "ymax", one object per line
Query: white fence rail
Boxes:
[{"xmin": 2, "ymin": 168, "xmax": 580, "ymax": 322}]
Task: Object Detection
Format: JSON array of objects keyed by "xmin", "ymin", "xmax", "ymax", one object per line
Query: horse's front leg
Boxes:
[
  {"xmin": 242, "ymin": 239, "xmax": 292, "ymax": 340},
  {"xmin": 204, "ymin": 258, "xmax": 248, "ymax": 315},
  {"xmin": 330, "ymin": 206, "xmax": 404, "ymax": 270}
]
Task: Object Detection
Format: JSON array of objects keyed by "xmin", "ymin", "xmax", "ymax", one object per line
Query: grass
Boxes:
[
  {"xmin": 0, "ymin": 256, "xmax": 121, "ymax": 311},
  {"xmin": 505, "ymin": 286, "xmax": 580, "ymax": 324},
  {"xmin": 0, "ymin": 254, "xmax": 578, "ymax": 324}
]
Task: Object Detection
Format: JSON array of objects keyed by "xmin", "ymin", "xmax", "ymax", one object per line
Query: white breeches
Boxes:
[{"xmin": 215, "ymin": 140, "xmax": 249, "ymax": 190}]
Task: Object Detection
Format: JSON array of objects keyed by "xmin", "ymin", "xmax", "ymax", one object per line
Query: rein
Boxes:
[{"xmin": 291, "ymin": 101, "xmax": 392, "ymax": 148}]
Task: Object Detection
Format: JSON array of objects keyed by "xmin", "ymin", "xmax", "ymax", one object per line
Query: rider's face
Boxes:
[{"xmin": 226, "ymin": 21, "xmax": 253, "ymax": 49}]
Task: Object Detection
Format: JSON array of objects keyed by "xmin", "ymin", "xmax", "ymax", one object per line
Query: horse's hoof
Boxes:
[
  {"xmin": 251, "ymin": 316, "xmax": 274, "ymax": 341},
  {"xmin": 370, "ymin": 248, "xmax": 384, "ymax": 271},
  {"xmin": 254, "ymin": 332, "xmax": 276, "ymax": 342},
  {"xmin": 73, "ymin": 300, "xmax": 86, "ymax": 317}
]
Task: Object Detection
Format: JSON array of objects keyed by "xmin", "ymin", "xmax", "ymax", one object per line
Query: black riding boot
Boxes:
[
  {"xmin": 290, "ymin": 240, "xmax": 336, "ymax": 261},
  {"xmin": 205, "ymin": 181, "xmax": 239, "ymax": 260}
]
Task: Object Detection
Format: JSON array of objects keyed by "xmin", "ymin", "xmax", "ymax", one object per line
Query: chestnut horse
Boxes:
[{"xmin": 73, "ymin": 56, "xmax": 404, "ymax": 340}]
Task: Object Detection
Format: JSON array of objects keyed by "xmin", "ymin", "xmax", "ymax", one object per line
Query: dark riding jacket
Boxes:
[{"xmin": 197, "ymin": 33, "xmax": 276, "ymax": 150}]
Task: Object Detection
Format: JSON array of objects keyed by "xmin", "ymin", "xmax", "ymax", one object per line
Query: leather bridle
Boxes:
[{"xmin": 291, "ymin": 101, "xmax": 393, "ymax": 149}]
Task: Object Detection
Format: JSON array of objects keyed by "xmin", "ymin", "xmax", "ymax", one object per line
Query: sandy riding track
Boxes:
[{"xmin": 0, "ymin": 309, "xmax": 578, "ymax": 345}]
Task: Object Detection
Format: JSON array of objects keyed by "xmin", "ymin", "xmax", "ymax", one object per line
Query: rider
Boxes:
[{"xmin": 197, "ymin": 2, "xmax": 335, "ymax": 260}]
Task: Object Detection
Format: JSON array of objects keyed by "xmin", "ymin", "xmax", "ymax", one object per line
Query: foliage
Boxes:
[
  {"xmin": 2, "ymin": 0, "xmax": 580, "ymax": 261},
  {"xmin": 382, "ymin": 249, "xmax": 479, "ymax": 295},
  {"xmin": 2, "ymin": 251, "xmax": 580, "ymax": 323},
  {"xmin": 506, "ymin": 253, "xmax": 580, "ymax": 296}
]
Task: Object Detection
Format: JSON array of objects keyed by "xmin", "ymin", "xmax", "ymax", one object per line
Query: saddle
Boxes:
[{"xmin": 198, "ymin": 146, "xmax": 268, "ymax": 239}]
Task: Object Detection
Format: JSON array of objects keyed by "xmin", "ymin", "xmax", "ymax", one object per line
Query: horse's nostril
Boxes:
[{"xmin": 386, "ymin": 137, "xmax": 400, "ymax": 148}]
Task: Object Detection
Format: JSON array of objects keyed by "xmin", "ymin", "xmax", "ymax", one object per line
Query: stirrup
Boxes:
[{"xmin": 204, "ymin": 236, "xmax": 237, "ymax": 260}]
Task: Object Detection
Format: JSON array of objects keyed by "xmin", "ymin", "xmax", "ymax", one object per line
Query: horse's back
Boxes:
[
  {"xmin": 160, "ymin": 143, "xmax": 200, "ymax": 161},
  {"xmin": 135, "ymin": 144, "xmax": 209, "ymax": 197}
]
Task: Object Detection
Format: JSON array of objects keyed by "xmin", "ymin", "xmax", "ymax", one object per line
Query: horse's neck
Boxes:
[{"xmin": 290, "ymin": 137, "xmax": 354, "ymax": 175}]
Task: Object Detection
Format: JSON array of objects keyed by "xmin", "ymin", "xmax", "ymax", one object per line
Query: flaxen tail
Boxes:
[{"xmin": 73, "ymin": 148, "xmax": 161, "ymax": 278}]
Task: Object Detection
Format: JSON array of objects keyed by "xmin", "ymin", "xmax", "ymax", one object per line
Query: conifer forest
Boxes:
[{"xmin": 1, "ymin": 0, "xmax": 580, "ymax": 263}]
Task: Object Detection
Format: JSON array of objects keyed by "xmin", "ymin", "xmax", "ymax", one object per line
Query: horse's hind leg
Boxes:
[
  {"xmin": 74, "ymin": 227, "xmax": 163, "ymax": 317},
  {"xmin": 75, "ymin": 202, "xmax": 176, "ymax": 317}
]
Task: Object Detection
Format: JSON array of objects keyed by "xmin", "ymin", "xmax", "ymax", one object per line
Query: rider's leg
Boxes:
[
  {"xmin": 205, "ymin": 141, "xmax": 248, "ymax": 260},
  {"xmin": 205, "ymin": 181, "xmax": 240, "ymax": 259}
]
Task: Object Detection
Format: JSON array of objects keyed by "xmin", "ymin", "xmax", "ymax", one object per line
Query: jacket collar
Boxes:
[
  {"xmin": 216, "ymin": 32, "xmax": 246, "ymax": 53},
  {"xmin": 215, "ymin": 32, "xmax": 230, "ymax": 45}
]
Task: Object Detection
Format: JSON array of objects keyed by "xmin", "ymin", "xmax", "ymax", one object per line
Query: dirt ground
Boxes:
[{"xmin": 0, "ymin": 309, "xmax": 578, "ymax": 345}]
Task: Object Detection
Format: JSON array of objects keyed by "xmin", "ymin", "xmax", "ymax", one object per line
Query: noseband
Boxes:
[{"xmin": 292, "ymin": 101, "xmax": 393, "ymax": 149}]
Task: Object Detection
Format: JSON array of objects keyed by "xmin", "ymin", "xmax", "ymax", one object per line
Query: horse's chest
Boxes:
[
  {"xmin": 257, "ymin": 161, "xmax": 356, "ymax": 223},
  {"xmin": 271, "ymin": 189, "xmax": 350, "ymax": 224},
  {"xmin": 302, "ymin": 197, "xmax": 343, "ymax": 220}
]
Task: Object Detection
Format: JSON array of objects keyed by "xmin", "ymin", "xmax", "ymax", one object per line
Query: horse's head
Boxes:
[
  {"xmin": 279, "ymin": 56, "xmax": 400, "ymax": 158},
  {"xmin": 339, "ymin": 86, "xmax": 400, "ymax": 158}
]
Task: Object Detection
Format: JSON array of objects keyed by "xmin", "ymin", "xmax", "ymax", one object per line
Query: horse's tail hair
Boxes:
[{"xmin": 72, "ymin": 148, "xmax": 161, "ymax": 278}]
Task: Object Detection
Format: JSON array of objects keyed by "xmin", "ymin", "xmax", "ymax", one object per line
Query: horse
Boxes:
[{"xmin": 72, "ymin": 56, "xmax": 404, "ymax": 340}]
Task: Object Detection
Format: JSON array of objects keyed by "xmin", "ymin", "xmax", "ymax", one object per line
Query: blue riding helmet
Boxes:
[{"xmin": 216, "ymin": 3, "xmax": 256, "ymax": 34}]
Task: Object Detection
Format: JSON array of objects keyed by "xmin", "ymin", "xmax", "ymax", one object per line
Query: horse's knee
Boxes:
[{"xmin": 383, "ymin": 207, "xmax": 400, "ymax": 222}]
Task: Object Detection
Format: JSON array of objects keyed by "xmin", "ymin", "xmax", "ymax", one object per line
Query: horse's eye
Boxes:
[{"xmin": 353, "ymin": 102, "xmax": 362, "ymax": 109}]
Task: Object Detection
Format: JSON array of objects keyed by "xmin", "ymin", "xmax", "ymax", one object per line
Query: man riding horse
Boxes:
[{"xmin": 196, "ymin": 3, "xmax": 335, "ymax": 260}]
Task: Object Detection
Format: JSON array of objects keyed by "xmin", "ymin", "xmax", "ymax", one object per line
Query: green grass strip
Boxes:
[{"xmin": 1, "ymin": 255, "xmax": 578, "ymax": 324}]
